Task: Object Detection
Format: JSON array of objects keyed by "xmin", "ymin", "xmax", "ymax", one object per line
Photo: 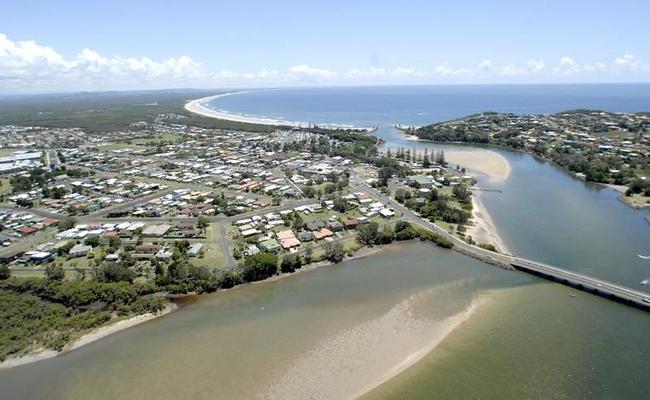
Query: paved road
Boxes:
[{"xmin": 0, "ymin": 206, "xmax": 66, "ymax": 221}]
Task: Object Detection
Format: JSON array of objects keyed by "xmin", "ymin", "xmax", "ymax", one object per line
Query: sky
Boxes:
[{"xmin": 1, "ymin": 0, "xmax": 650, "ymax": 93}]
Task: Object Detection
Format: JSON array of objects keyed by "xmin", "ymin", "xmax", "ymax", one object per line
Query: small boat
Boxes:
[
  {"xmin": 637, "ymin": 254, "xmax": 650, "ymax": 260},
  {"xmin": 569, "ymin": 294, "xmax": 576, "ymax": 298},
  {"xmin": 641, "ymin": 279, "xmax": 649, "ymax": 285}
]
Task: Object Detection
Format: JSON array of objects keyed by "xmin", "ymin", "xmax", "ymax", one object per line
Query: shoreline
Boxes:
[
  {"xmin": 185, "ymin": 92, "xmax": 372, "ymax": 131},
  {"xmin": 0, "ymin": 303, "xmax": 178, "ymax": 370},
  {"xmin": 0, "ymin": 244, "xmax": 391, "ymax": 371},
  {"xmin": 350, "ymin": 295, "xmax": 487, "ymax": 400},
  {"xmin": 467, "ymin": 193, "xmax": 510, "ymax": 254}
]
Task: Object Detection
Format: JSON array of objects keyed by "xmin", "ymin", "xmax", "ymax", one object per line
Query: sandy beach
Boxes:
[
  {"xmin": 185, "ymin": 91, "xmax": 305, "ymax": 127},
  {"xmin": 185, "ymin": 93, "xmax": 374, "ymax": 130},
  {"xmin": 0, "ymin": 303, "xmax": 177, "ymax": 370},
  {"xmin": 445, "ymin": 149, "xmax": 511, "ymax": 180},
  {"xmin": 466, "ymin": 193, "xmax": 509, "ymax": 254}
]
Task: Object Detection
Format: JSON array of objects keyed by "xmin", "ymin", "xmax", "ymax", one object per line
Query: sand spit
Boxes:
[
  {"xmin": 261, "ymin": 285, "xmax": 489, "ymax": 400},
  {"xmin": 445, "ymin": 149, "xmax": 511, "ymax": 180}
]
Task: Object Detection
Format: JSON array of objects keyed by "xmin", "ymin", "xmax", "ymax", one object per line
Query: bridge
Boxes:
[
  {"xmin": 357, "ymin": 181, "xmax": 650, "ymax": 313},
  {"xmin": 511, "ymin": 258, "xmax": 650, "ymax": 311}
]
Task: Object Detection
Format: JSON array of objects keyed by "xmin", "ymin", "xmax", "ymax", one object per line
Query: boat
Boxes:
[
  {"xmin": 637, "ymin": 254, "xmax": 650, "ymax": 260},
  {"xmin": 641, "ymin": 279, "xmax": 649, "ymax": 285},
  {"xmin": 569, "ymin": 294, "xmax": 576, "ymax": 297}
]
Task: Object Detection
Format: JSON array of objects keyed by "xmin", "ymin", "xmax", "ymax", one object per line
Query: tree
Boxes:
[
  {"xmin": 198, "ymin": 215, "xmax": 209, "ymax": 229},
  {"xmin": 452, "ymin": 184, "xmax": 471, "ymax": 204},
  {"xmin": 435, "ymin": 150, "xmax": 446, "ymax": 165},
  {"xmin": 293, "ymin": 214, "xmax": 305, "ymax": 230},
  {"xmin": 240, "ymin": 252, "xmax": 278, "ymax": 282},
  {"xmin": 45, "ymin": 264, "xmax": 65, "ymax": 281},
  {"xmin": 324, "ymin": 183, "xmax": 336, "ymax": 194},
  {"xmin": 95, "ymin": 263, "xmax": 134, "ymax": 283},
  {"xmin": 357, "ymin": 222, "xmax": 379, "ymax": 245},
  {"xmin": 377, "ymin": 227, "xmax": 395, "ymax": 244},
  {"xmin": 304, "ymin": 244, "xmax": 314, "ymax": 264},
  {"xmin": 281, "ymin": 253, "xmax": 302, "ymax": 273},
  {"xmin": 57, "ymin": 218, "xmax": 76, "ymax": 232},
  {"xmin": 324, "ymin": 241, "xmax": 345, "ymax": 263},
  {"xmin": 0, "ymin": 264, "xmax": 10, "ymax": 280}
]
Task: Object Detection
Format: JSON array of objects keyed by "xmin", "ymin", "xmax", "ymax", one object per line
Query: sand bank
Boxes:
[
  {"xmin": 262, "ymin": 286, "xmax": 489, "ymax": 400},
  {"xmin": 0, "ymin": 303, "xmax": 177, "ymax": 370},
  {"xmin": 445, "ymin": 149, "xmax": 511, "ymax": 180}
]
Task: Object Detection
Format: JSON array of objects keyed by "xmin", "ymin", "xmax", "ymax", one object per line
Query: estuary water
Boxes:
[{"xmin": 1, "ymin": 85, "xmax": 649, "ymax": 399}]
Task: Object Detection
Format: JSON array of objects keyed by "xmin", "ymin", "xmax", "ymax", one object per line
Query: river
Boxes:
[{"xmin": 1, "ymin": 87, "xmax": 649, "ymax": 399}]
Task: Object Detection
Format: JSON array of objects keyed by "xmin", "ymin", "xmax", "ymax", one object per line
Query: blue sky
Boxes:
[{"xmin": 1, "ymin": 0, "xmax": 649, "ymax": 92}]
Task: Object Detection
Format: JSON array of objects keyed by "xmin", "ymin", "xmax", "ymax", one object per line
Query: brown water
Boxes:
[{"xmin": 1, "ymin": 241, "xmax": 647, "ymax": 399}]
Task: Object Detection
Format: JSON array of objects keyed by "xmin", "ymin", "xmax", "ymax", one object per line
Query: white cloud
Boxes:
[
  {"xmin": 526, "ymin": 59, "xmax": 545, "ymax": 73},
  {"xmin": 391, "ymin": 67, "xmax": 426, "ymax": 78},
  {"xmin": 433, "ymin": 64, "xmax": 471, "ymax": 77},
  {"xmin": 478, "ymin": 59, "xmax": 494, "ymax": 71},
  {"xmin": 346, "ymin": 67, "xmax": 386, "ymax": 78},
  {"xmin": 288, "ymin": 64, "xmax": 335, "ymax": 79},
  {"xmin": 1, "ymin": 32, "xmax": 649, "ymax": 92},
  {"xmin": 615, "ymin": 54, "xmax": 638, "ymax": 67}
]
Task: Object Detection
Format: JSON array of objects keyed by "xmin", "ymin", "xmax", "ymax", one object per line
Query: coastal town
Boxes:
[
  {"xmin": 1, "ymin": 101, "xmax": 650, "ymax": 365},
  {"xmin": 409, "ymin": 110, "xmax": 650, "ymax": 207}
]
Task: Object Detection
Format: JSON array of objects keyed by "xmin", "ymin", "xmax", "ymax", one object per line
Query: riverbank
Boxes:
[
  {"xmin": 0, "ymin": 303, "xmax": 178, "ymax": 370},
  {"xmin": 606, "ymin": 183, "xmax": 650, "ymax": 209},
  {"xmin": 467, "ymin": 193, "xmax": 510, "ymax": 254}
]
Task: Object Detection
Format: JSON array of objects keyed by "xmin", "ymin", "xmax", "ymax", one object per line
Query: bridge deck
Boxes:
[{"xmin": 511, "ymin": 258, "xmax": 650, "ymax": 311}]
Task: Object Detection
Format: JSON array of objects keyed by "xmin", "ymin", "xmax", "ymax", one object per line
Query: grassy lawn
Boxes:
[
  {"xmin": 193, "ymin": 224, "xmax": 226, "ymax": 268},
  {"xmin": 0, "ymin": 178, "xmax": 12, "ymax": 196}
]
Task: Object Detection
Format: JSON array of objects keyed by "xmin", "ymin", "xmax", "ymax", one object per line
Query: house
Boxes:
[
  {"xmin": 69, "ymin": 244, "xmax": 92, "ymax": 257},
  {"xmin": 343, "ymin": 218, "xmax": 358, "ymax": 229},
  {"xmin": 142, "ymin": 224, "xmax": 171, "ymax": 237},
  {"xmin": 409, "ymin": 174, "xmax": 434, "ymax": 188},
  {"xmin": 16, "ymin": 226, "xmax": 37, "ymax": 235},
  {"xmin": 276, "ymin": 229, "xmax": 296, "ymax": 241},
  {"xmin": 187, "ymin": 243, "xmax": 203, "ymax": 257},
  {"xmin": 259, "ymin": 239, "xmax": 281, "ymax": 253},
  {"xmin": 241, "ymin": 228, "xmax": 259, "ymax": 237},
  {"xmin": 134, "ymin": 244, "xmax": 161, "ymax": 254},
  {"xmin": 313, "ymin": 228, "xmax": 334, "ymax": 240},
  {"xmin": 30, "ymin": 251, "xmax": 54, "ymax": 263},
  {"xmin": 245, "ymin": 244, "xmax": 260, "ymax": 256},
  {"xmin": 298, "ymin": 231, "xmax": 314, "ymax": 242},
  {"xmin": 306, "ymin": 221, "xmax": 325, "ymax": 231},
  {"xmin": 329, "ymin": 221, "xmax": 344, "ymax": 232},
  {"xmin": 379, "ymin": 209, "xmax": 395, "ymax": 218},
  {"xmin": 279, "ymin": 237, "xmax": 301, "ymax": 249}
]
